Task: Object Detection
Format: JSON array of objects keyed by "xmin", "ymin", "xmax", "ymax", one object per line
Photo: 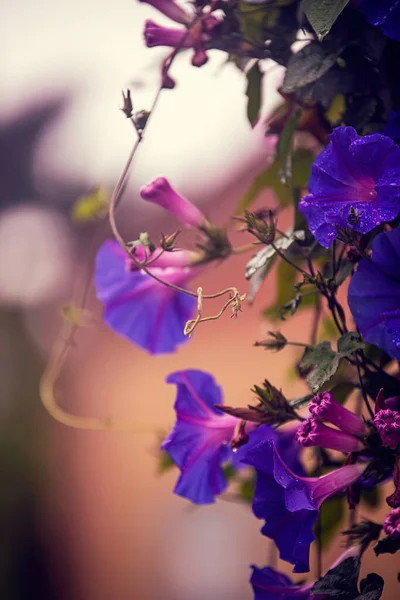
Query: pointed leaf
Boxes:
[{"xmin": 304, "ymin": 0, "xmax": 351, "ymax": 41}]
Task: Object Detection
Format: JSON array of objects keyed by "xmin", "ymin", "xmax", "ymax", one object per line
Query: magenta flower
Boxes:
[
  {"xmin": 94, "ymin": 240, "xmax": 199, "ymax": 354},
  {"xmin": 299, "ymin": 127, "xmax": 400, "ymax": 248},
  {"xmin": 242, "ymin": 440, "xmax": 366, "ymax": 572},
  {"xmin": 348, "ymin": 229, "xmax": 400, "ymax": 360},
  {"xmin": 191, "ymin": 46, "xmax": 208, "ymax": 67},
  {"xmin": 296, "ymin": 418, "xmax": 363, "ymax": 454},
  {"xmin": 374, "ymin": 409, "xmax": 400, "ymax": 450},
  {"xmin": 162, "ymin": 371, "xmax": 302, "ymax": 505},
  {"xmin": 144, "ymin": 19, "xmax": 193, "ymax": 49},
  {"xmin": 309, "ymin": 391, "xmax": 366, "ymax": 437},
  {"xmin": 138, "ymin": 0, "xmax": 192, "ymax": 25},
  {"xmin": 140, "ymin": 177, "xmax": 207, "ymax": 228},
  {"xmin": 384, "ymin": 507, "xmax": 400, "ymax": 538}
]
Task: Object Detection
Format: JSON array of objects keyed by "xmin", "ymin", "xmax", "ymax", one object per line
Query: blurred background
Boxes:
[{"xmin": 1, "ymin": 0, "xmax": 399, "ymax": 598}]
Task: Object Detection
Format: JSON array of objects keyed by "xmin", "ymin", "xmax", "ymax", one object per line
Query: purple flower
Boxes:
[
  {"xmin": 348, "ymin": 228, "xmax": 400, "ymax": 360},
  {"xmin": 162, "ymin": 370, "xmax": 246, "ymax": 504},
  {"xmin": 296, "ymin": 418, "xmax": 363, "ymax": 453},
  {"xmin": 374, "ymin": 409, "xmax": 400, "ymax": 449},
  {"xmin": 250, "ymin": 546, "xmax": 359, "ymax": 600},
  {"xmin": 309, "ymin": 391, "xmax": 366, "ymax": 437},
  {"xmin": 140, "ymin": 177, "xmax": 207, "ymax": 228},
  {"xmin": 144, "ymin": 19, "xmax": 193, "ymax": 48},
  {"xmin": 138, "ymin": 0, "xmax": 192, "ymax": 25},
  {"xmin": 94, "ymin": 240, "xmax": 199, "ymax": 354},
  {"xmin": 383, "ymin": 507, "xmax": 400, "ymax": 538},
  {"xmin": 299, "ymin": 127, "xmax": 400, "ymax": 248},
  {"xmin": 360, "ymin": 0, "xmax": 400, "ymax": 41},
  {"xmin": 162, "ymin": 370, "xmax": 301, "ymax": 505},
  {"xmin": 242, "ymin": 440, "xmax": 366, "ymax": 572}
]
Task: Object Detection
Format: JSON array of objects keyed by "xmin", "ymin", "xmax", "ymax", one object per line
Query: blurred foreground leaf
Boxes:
[
  {"xmin": 246, "ymin": 62, "xmax": 263, "ymax": 126},
  {"xmin": 236, "ymin": 149, "xmax": 313, "ymax": 213},
  {"xmin": 315, "ymin": 493, "xmax": 345, "ymax": 549},
  {"xmin": 72, "ymin": 185, "xmax": 109, "ymax": 222}
]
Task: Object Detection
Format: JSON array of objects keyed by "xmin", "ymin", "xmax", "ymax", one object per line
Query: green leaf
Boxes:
[
  {"xmin": 158, "ymin": 450, "xmax": 175, "ymax": 474},
  {"xmin": 276, "ymin": 108, "xmax": 302, "ymax": 184},
  {"xmin": 236, "ymin": 148, "xmax": 313, "ymax": 214},
  {"xmin": 325, "ymin": 94, "xmax": 345, "ymax": 127},
  {"xmin": 329, "ymin": 381, "xmax": 356, "ymax": 406},
  {"xmin": 236, "ymin": 1, "xmax": 279, "ymax": 45},
  {"xmin": 60, "ymin": 304, "xmax": 90, "ymax": 327},
  {"xmin": 264, "ymin": 259, "xmax": 296, "ymax": 320},
  {"xmin": 239, "ymin": 475, "xmax": 256, "ymax": 504},
  {"xmin": 246, "ymin": 62, "xmax": 263, "ymax": 126},
  {"xmin": 361, "ymin": 486, "xmax": 381, "ymax": 509},
  {"xmin": 303, "ymin": 0, "xmax": 351, "ymax": 41},
  {"xmin": 223, "ymin": 464, "xmax": 237, "ymax": 482},
  {"xmin": 72, "ymin": 185, "xmax": 109, "ymax": 223},
  {"xmin": 300, "ymin": 332, "xmax": 364, "ymax": 393},
  {"xmin": 315, "ymin": 494, "xmax": 345, "ymax": 549},
  {"xmin": 246, "ymin": 230, "xmax": 305, "ymax": 279},
  {"xmin": 282, "ymin": 42, "xmax": 342, "ymax": 94},
  {"xmin": 337, "ymin": 332, "xmax": 365, "ymax": 355},
  {"xmin": 319, "ymin": 316, "xmax": 338, "ymax": 341}
]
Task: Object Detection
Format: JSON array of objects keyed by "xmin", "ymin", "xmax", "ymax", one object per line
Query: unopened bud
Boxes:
[
  {"xmin": 134, "ymin": 110, "xmax": 150, "ymax": 133},
  {"xmin": 243, "ymin": 210, "xmax": 276, "ymax": 244},
  {"xmin": 121, "ymin": 89, "xmax": 133, "ymax": 118},
  {"xmin": 254, "ymin": 331, "xmax": 287, "ymax": 352},
  {"xmin": 160, "ymin": 229, "xmax": 182, "ymax": 251}
]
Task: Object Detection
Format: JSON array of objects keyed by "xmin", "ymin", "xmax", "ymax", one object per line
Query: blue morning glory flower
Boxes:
[
  {"xmin": 299, "ymin": 127, "xmax": 400, "ymax": 248},
  {"xmin": 94, "ymin": 240, "xmax": 198, "ymax": 354},
  {"xmin": 162, "ymin": 370, "xmax": 301, "ymax": 505},
  {"xmin": 242, "ymin": 440, "xmax": 365, "ymax": 573},
  {"xmin": 360, "ymin": 0, "xmax": 400, "ymax": 42},
  {"xmin": 348, "ymin": 228, "xmax": 400, "ymax": 360},
  {"xmin": 161, "ymin": 370, "xmax": 239, "ymax": 504}
]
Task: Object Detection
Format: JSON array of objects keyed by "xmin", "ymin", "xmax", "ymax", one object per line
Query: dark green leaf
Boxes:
[
  {"xmin": 329, "ymin": 381, "xmax": 356, "ymax": 406},
  {"xmin": 356, "ymin": 573, "xmax": 384, "ymax": 600},
  {"xmin": 315, "ymin": 494, "xmax": 345, "ymax": 549},
  {"xmin": 223, "ymin": 464, "xmax": 237, "ymax": 482},
  {"xmin": 300, "ymin": 333, "xmax": 364, "ymax": 392},
  {"xmin": 303, "ymin": 0, "xmax": 351, "ymax": 40},
  {"xmin": 362, "ymin": 368, "xmax": 400, "ymax": 400},
  {"xmin": 337, "ymin": 332, "xmax": 365, "ymax": 355},
  {"xmin": 282, "ymin": 42, "xmax": 343, "ymax": 94},
  {"xmin": 246, "ymin": 230, "xmax": 305, "ymax": 303},
  {"xmin": 264, "ymin": 259, "xmax": 296, "ymax": 321},
  {"xmin": 361, "ymin": 487, "xmax": 381, "ymax": 508},
  {"xmin": 374, "ymin": 535, "xmax": 400, "ymax": 556},
  {"xmin": 311, "ymin": 556, "xmax": 360, "ymax": 597},
  {"xmin": 236, "ymin": 148, "xmax": 313, "ymax": 213},
  {"xmin": 246, "ymin": 62, "xmax": 263, "ymax": 125},
  {"xmin": 239, "ymin": 475, "xmax": 256, "ymax": 504},
  {"xmin": 289, "ymin": 393, "xmax": 314, "ymax": 411},
  {"xmin": 276, "ymin": 108, "xmax": 302, "ymax": 184},
  {"xmin": 300, "ymin": 341, "xmax": 339, "ymax": 392}
]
